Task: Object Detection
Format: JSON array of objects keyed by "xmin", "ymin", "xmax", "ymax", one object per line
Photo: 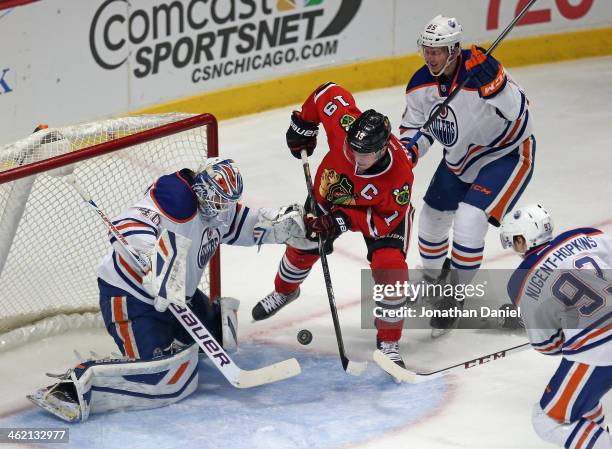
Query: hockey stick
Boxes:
[
  {"xmin": 300, "ymin": 150, "xmax": 368, "ymax": 376},
  {"xmin": 373, "ymin": 342, "xmax": 530, "ymax": 383},
  {"xmin": 404, "ymin": 0, "xmax": 538, "ymax": 151},
  {"xmin": 67, "ymin": 175, "xmax": 301, "ymax": 388}
]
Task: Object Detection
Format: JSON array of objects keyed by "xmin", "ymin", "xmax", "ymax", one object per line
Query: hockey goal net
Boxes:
[{"xmin": 0, "ymin": 113, "xmax": 220, "ymax": 351}]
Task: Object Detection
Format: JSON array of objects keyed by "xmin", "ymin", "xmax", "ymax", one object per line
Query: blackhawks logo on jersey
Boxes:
[
  {"xmin": 392, "ymin": 183, "xmax": 411, "ymax": 206},
  {"xmin": 319, "ymin": 168, "xmax": 357, "ymax": 205},
  {"xmin": 339, "ymin": 114, "xmax": 356, "ymax": 131}
]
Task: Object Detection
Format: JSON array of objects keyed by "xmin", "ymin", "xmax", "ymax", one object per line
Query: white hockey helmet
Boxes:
[
  {"xmin": 418, "ymin": 15, "xmax": 463, "ymax": 76},
  {"xmin": 192, "ymin": 157, "xmax": 243, "ymax": 220},
  {"xmin": 500, "ymin": 204, "xmax": 554, "ymax": 252},
  {"xmin": 418, "ymin": 15, "xmax": 463, "ymax": 53}
]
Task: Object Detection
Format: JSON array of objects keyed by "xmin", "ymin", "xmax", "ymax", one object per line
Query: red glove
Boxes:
[{"xmin": 304, "ymin": 209, "xmax": 351, "ymax": 241}]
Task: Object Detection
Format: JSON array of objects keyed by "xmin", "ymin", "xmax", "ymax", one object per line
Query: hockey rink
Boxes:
[{"xmin": 1, "ymin": 56, "xmax": 611, "ymax": 448}]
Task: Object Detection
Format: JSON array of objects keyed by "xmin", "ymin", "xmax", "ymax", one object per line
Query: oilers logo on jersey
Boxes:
[
  {"xmin": 197, "ymin": 227, "xmax": 221, "ymax": 269},
  {"xmin": 428, "ymin": 104, "xmax": 458, "ymax": 147}
]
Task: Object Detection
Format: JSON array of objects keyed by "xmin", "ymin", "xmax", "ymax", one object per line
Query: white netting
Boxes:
[{"xmin": 0, "ymin": 113, "xmax": 218, "ymax": 351}]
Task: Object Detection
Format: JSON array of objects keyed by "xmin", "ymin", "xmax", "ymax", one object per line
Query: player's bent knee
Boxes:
[
  {"xmin": 371, "ymin": 247, "xmax": 407, "ymax": 271},
  {"xmin": 455, "ymin": 202, "xmax": 487, "ymax": 224},
  {"xmin": 418, "ymin": 203, "xmax": 454, "ymax": 239},
  {"xmin": 453, "ymin": 203, "xmax": 488, "ymax": 242}
]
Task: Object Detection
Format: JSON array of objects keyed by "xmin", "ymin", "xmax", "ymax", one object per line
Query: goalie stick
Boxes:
[
  {"xmin": 67, "ymin": 175, "xmax": 301, "ymax": 388},
  {"xmin": 300, "ymin": 150, "xmax": 368, "ymax": 376},
  {"xmin": 373, "ymin": 342, "xmax": 530, "ymax": 383}
]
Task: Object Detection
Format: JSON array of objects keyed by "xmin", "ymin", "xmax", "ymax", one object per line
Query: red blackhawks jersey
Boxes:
[{"xmin": 299, "ymin": 82, "xmax": 415, "ymax": 238}]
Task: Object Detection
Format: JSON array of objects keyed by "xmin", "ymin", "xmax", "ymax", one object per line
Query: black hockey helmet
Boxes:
[{"xmin": 346, "ymin": 109, "xmax": 392, "ymax": 154}]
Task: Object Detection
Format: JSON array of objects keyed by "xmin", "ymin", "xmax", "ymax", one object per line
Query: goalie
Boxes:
[{"xmin": 28, "ymin": 157, "xmax": 315, "ymax": 422}]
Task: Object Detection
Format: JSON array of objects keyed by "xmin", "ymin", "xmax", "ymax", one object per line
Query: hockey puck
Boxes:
[{"xmin": 297, "ymin": 329, "xmax": 313, "ymax": 345}]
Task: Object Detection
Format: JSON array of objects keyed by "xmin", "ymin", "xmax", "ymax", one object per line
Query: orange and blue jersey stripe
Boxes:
[
  {"xmin": 112, "ymin": 252, "xmax": 154, "ymax": 300},
  {"xmin": 485, "ymin": 135, "xmax": 535, "ymax": 224},
  {"xmin": 532, "ymin": 329, "xmax": 565, "ymax": 355},
  {"xmin": 445, "ymin": 108, "xmax": 530, "ymax": 179},
  {"xmin": 111, "ymin": 296, "xmax": 139, "ymax": 359},
  {"xmin": 562, "ymin": 313, "xmax": 612, "ymax": 356},
  {"xmin": 110, "ymin": 217, "xmax": 158, "ymax": 244}
]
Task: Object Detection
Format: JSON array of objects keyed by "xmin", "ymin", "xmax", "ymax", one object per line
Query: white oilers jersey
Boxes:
[
  {"xmin": 507, "ymin": 228, "xmax": 612, "ymax": 366},
  {"xmin": 97, "ymin": 170, "xmax": 260, "ymax": 304},
  {"xmin": 400, "ymin": 49, "xmax": 532, "ymax": 183}
]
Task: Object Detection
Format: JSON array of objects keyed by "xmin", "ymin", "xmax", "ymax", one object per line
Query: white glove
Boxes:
[
  {"xmin": 255, "ymin": 204, "xmax": 318, "ymax": 250},
  {"xmin": 153, "ymin": 295, "xmax": 171, "ymax": 313},
  {"xmin": 139, "ymin": 250, "xmax": 156, "ymax": 297},
  {"xmin": 142, "ymin": 264, "xmax": 171, "ymax": 313}
]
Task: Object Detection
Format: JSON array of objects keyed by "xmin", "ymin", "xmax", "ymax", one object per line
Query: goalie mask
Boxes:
[{"xmin": 193, "ymin": 158, "xmax": 243, "ymax": 221}]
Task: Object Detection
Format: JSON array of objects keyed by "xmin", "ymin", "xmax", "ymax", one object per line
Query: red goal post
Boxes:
[{"xmin": 0, "ymin": 113, "xmax": 220, "ymax": 351}]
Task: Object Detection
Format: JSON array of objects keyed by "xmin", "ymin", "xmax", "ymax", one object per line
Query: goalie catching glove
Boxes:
[
  {"xmin": 305, "ymin": 209, "xmax": 351, "ymax": 241},
  {"xmin": 254, "ymin": 204, "xmax": 318, "ymax": 250}
]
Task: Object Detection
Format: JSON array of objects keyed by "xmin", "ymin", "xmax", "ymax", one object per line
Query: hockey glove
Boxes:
[
  {"xmin": 286, "ymin": 111, "xmax": 318, "ymax": 159},
  {"xmin": 304, "ymin": 209, "xmax": 351, "ymax": 241},
  {"xmin": 139, "ymin": 249, "xmax": 171, "ymax": 312},
  {"xmin": 465, "ymin": 45, "xmax": 507, "ymax": 98},
  {"xmin": 153, "ymin": 295, "xmax": 172, "ymax": 313},
  {"xmin": 142, "ymin": 266, "xmax": 172, "ymax": 313},
  {"xmin": 400, "ymin": 138, "xmax": 419, "ymax": 166}
]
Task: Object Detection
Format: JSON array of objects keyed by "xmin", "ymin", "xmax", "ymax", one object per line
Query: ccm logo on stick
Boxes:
[{"xmin": 464, "ymin": 351, "xmax": 507, "ymax": 369}]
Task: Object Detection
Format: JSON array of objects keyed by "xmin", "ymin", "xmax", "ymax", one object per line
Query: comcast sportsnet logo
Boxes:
[{"xmin": 89, "ymin": 0, "xmax": 361, "ymax": 80}]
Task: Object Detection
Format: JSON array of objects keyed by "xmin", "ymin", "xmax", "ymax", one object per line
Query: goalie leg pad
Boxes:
[{"xmin": 28, "ymin": 345, "xmax": 199, "ymax": 422}]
